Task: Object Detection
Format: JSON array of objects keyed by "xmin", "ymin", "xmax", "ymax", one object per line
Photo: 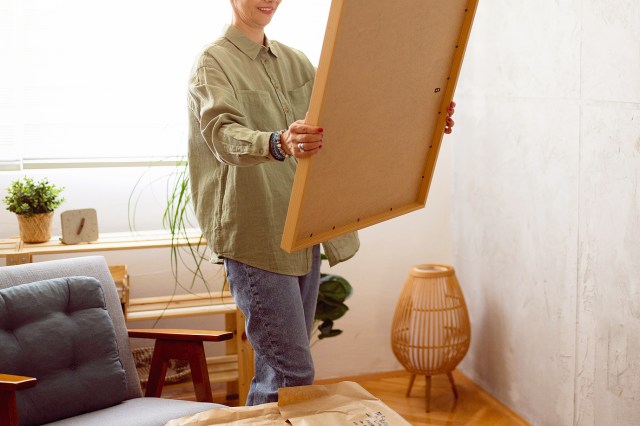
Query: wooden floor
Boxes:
[{"xmin": 160, "ymin": 370, "xmax": 530, "ymax": 425}]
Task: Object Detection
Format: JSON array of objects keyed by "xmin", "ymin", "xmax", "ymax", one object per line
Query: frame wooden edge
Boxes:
[
  {"xmin": 281, "ymin": 158, "xmax": 309, "ymax": 252},
  {"xmin": 418, "ymin": 0, "xmax": 480, "ymax": 204},
  {"xmin": 284, "ymin": 202, "xmax": 425, "ymax": 252},
  {"xmin": 281, "ymin": 0, "xmax": 346, "ymax": 252},
  {"xmin": 306, "ymin": 0, "xmax": 345, "ymax": 126}
]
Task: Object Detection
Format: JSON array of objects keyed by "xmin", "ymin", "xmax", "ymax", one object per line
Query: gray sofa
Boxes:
[{"xmin": 0, "ymin": 256, "xmax": 229, "ymax": 426}]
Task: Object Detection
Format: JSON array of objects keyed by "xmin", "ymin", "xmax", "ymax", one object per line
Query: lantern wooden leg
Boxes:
[
  {"xmin": 406, "ymin": 373, "xmax": 416, "ymax": 397},
  {"xmin": 425, "ymin": 375, "xmax": 432, "ymax": 412},
  {"xmin": 447, "ymin": 371, "xmax": 459, "ymax": 399}
]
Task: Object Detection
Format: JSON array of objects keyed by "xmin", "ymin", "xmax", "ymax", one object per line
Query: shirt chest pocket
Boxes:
[
  {"xmin": 287, "ymin": 80, "xmax": 313, "ymax": 122},
  {"xmin": 237, "ymin": 90, "xmax": 272, "ymax": 131}
]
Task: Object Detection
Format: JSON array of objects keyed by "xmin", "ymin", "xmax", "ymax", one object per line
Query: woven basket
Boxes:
[
  {"xmin": 17, "ymin": 212, "xmax": 54, "ymax": 243},
  {"xmin": 132, "ymin": 347, "xmax": 191, "ymax": 385}
]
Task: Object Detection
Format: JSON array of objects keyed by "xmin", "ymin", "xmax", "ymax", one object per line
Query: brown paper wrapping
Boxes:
[{"xmin": 165, "ymin": 381, "xmax": 411, "ymax": 426}]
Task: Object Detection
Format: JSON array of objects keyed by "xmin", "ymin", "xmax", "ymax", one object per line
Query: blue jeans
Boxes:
[{"xmin": 224, "ymin": 245, "xmax": 321, "ymax": 405}]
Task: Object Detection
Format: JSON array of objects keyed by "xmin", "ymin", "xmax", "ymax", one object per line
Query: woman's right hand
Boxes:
[{"xmin": 281, "ymin": 120, "xmax": 324, "ymax": 158}]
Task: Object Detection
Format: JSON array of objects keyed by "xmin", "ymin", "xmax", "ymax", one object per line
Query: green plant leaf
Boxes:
[
  {"xmin": 317, "ymin": 319, "xmax": 343, "ymax": 339},
  {"xmin": 313, "ymin": 261, "xmax": 353, "ymax": 338},
  {"xmin": 318, "ymin": 330, "xmax": 343, "ymax": 339},
  {"xmin": 315, "ymin": 299, "xmax": 349, "ymax": 321},
  {"xmin": 2, "ymin": 177, "xmax": 64, "ymax": 217},
  {"xmin": 318, "ymin": 274, "xmax": 352, "ymax": 302}
]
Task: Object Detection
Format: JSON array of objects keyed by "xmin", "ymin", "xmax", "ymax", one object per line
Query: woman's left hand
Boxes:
[{"xmin": 444, "ymin": 101, "xmax": 456, "ymax": 134}]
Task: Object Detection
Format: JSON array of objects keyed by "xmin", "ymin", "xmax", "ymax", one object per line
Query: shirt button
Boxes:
[{"xmin": 284, "ymin": 106, "xmax": 290, "ymax": 113}]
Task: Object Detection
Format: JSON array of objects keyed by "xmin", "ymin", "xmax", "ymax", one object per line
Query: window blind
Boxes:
[
  {"xmin": 1, "ymin": 0, "xmax": 330, "ymax": 169},
  {"xmin": 0, "ymin": 1, "xmax": 20, "ymax": 169}
]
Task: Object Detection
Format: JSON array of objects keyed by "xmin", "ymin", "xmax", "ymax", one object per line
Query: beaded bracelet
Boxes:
[{"xmin": 269, "ymin": 130, "xmax": 289, "ymax": 161}]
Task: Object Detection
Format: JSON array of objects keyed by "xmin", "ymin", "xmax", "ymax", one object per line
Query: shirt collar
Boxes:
[{"xmin": 223, "ymin": 25, "xmax": 279, "ymax": 60}]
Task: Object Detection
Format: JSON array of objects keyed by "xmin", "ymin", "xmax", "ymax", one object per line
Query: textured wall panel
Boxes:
[
  {"xmin": 456, "ymin": 0, "xmax": 581, "ymax": 99},
  {"xmin": 453, "ymin": 97, "xmax": 579, "ymax": 425},
  {"xmin": 582, "ymin": 1, "xmax": 640, "ymax": 103},
  {"xmin": 454, "ymin": 0, "xmax": 640, "ymax": 424},
  {"xmin": 576, "ymin": 104, "xmax": 640, "ymax": 425}
]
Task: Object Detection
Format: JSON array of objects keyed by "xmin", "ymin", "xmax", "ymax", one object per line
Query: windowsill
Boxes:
[{"xmin": 0, "ymin": 157, "xmax": 186, "ymax": 171}]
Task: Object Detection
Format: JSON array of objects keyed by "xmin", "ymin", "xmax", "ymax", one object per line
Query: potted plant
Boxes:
[
  {"xmin": 313, "ymin": 255, "xmax": 353, "ymax": 344},
  {"xmin": 3, "ymin": 177, "xmax": 65, "ymax": 243}
]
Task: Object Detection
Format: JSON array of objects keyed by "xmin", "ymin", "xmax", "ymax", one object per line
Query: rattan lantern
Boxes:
[{"xmin": 391, "ymin": 264, "xmax": 471, "ymax": 412}]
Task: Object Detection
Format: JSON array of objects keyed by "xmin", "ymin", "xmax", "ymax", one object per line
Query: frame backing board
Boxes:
[{"xmin": 282, "ymin": 0, "xmax": 478, "ymax": 252}]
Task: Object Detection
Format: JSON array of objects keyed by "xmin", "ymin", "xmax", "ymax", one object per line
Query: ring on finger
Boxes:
[{"xmin": 298, "ymin": 143, "xmax": 304, "ymax": 152}]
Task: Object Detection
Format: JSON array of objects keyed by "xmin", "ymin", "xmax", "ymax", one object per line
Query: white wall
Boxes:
[
  {"xmin": 0, "ymin": 143, "xmax": 455, "ymax": 377},
  {"xmin": 454, "ymin": 1, "xmax": 640, "ymax": 425}
]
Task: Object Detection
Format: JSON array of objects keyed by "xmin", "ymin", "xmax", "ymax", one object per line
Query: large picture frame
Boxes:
[{"xmin": 282, "ymin": 0, "xmax": 479, "ymax": 253}]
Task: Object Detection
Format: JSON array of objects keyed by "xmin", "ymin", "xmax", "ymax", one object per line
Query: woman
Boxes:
[{"xmin": 188, "ymin": 0, "xmax": 455, "ymax": 405}]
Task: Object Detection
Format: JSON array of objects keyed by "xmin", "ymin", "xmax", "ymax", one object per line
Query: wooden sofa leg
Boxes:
[
  {"xmin": 0, "ymin": 375, "xmax": 37, "ymax": 426},
  {"xmin": 145, "ymin": 341, "xmax": 171, "ymax": 399},
  {"xmin": 145, "ymin": 339, "xmax": 213, "ymax": 403},
  {"xmin": 0, "ymin": 391, "xmax": 19, "ymax": 426}
]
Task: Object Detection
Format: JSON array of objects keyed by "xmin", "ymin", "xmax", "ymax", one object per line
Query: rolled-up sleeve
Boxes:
[{"xmin": 189, "ymin": 60, "xmax": 272, "ymax": 167}]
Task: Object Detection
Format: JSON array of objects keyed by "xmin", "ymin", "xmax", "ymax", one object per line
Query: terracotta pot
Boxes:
[{"xmin": 16, "ymin": 212, "xmax": 54, "ymax": 243}]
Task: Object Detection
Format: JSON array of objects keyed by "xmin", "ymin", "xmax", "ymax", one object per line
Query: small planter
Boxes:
[
  {"xmin": 3, "ymin": 177, "xmax": 64, "ymax": 242},
  {"xmin": 16, "ymin": 212, "xmax": 54, "ymax": 243}
]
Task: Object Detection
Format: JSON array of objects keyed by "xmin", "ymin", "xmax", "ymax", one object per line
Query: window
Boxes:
[{"xmin": 0, "ymin": 0, "xmax": 331, "ymax": 170}]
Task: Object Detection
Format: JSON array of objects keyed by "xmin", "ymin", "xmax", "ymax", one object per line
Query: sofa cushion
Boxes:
[
  {"xmin": 0, "ymin": 276, "xmax": 127, "ymax": 426},
  {"xmin": 45, "ymin": 397, "xmax": 226, "ymax": 426}
]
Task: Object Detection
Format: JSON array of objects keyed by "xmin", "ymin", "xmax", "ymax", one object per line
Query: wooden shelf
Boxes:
[
  {"xmin": 127, "ymin": 292, "xmax": 237, "ymax": 322},
  {"xmin": 0, "ymin": 230, "xmax": 207, "ymax": 263}
]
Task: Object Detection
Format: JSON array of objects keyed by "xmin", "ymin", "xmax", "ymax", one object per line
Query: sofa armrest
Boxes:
[
  {"xmin": 128, "ymin": 329, "xmax": 233, "ymax": 342},
  {"xmin": 0, "ymin": 374, "xmax": 37, "ymax": 392},
  {"xmin": 0, "ymin": 374, "xmax": 37, "ymax": 426},
  {"xmin": 127, "ymin": 329, "xmax": 233, "ymax": 403}
]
